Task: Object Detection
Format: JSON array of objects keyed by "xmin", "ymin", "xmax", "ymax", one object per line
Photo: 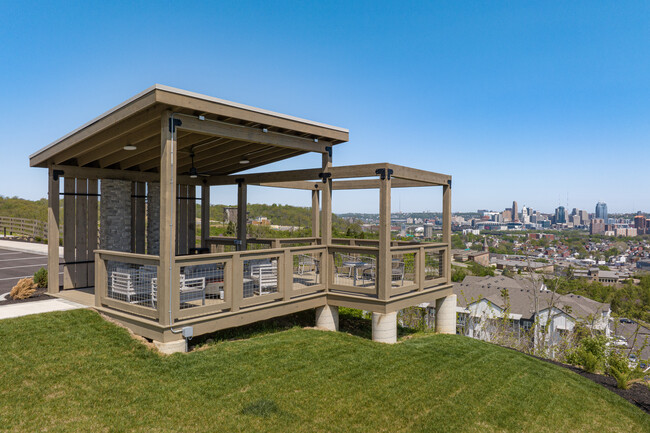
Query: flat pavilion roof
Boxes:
[{"xmin": 30, "ymin": 85, "xmax": 349, "ymax": 176}]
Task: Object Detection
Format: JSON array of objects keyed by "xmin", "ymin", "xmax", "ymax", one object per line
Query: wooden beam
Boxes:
[
  {"xmin": 208, "ymin": 149, "xmax": 305, "ymax": 176},
  {"xmin": 388, "ymin": 164, "xmax": 451, "ymax": 186},
  {"xmin": 175, "ymin": 114, "xmax": 329, "ymax": 154},
  {"xmin": 133, "ymin": 132, "xmax": 213, "ymax": 171},
  {"xmin": 331, "ymin": 178, "xmax": 433, "ymax": 190},
  {"xmin": 258, "ymin": 181, "xmax": 318, "ymax": 190},
  {"xmin": 47, "ymin": 167, "xmax": 60, "ymax": 294},
  {"xmin": 49, "ymin": 164, "xmax": 202, "ymax": 186},
  {"xmin": 208, "ymin": 167, "xmax": 323, "ymax": 186}
]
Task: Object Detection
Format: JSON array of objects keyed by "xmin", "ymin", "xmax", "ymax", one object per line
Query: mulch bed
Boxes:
[
  {"xmin": 536, "ymin": 355, "xmax": 650, "ymax": 414},
  {"xmin": 0, "ymin": 289, "xmax": 53, "ymax": 306}
]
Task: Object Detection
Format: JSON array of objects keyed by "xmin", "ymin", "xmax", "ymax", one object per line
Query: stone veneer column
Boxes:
[
  {"xmin": 147, "ymin": 182, "xmax": 160, "ymax": 255},
  {"xmin": 435, "ymin": 294, "xmax": 457, "ymax": 334},
  {"xmin": 100, "ymin": 179, "xmax": 132, "ymax": 252}
]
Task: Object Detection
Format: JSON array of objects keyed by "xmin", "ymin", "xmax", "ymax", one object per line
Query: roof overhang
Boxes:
[{"xmin": 29, "ymin": 85, "xmax": 349, "ymax": 175}]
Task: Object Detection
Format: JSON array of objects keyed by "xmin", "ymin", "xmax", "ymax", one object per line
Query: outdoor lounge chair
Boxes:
[
  {"xmin": 250, "ymin": 263, "xmax": 277, "ymax": 295},
  {"xmin": 151, "ymin": 275, "xmax": 206, "ymax": 307},
  {"xmin": 298, "ymin": 254, "xmax": 319, "ymax": 275},
  {"xmin": 110, "ymin": 269, "xmax": 151, "ymax": 304}
]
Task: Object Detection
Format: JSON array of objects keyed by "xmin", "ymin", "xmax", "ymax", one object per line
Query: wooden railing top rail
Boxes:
[
  {"xmin": 95, "ymin": 249, "xmax": 160, "ymax": 263},
  {"xmin": 390, "ymin": 243, "xmax": 447, "ymax": 252},
  {"xmin": 175, "ymin": 244, "xmax": 327, "ymax": 263}
]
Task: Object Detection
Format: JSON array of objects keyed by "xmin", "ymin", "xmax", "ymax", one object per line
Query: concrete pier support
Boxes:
[
  {"xmin": 315, "ymin": 305, "xmax": 339, "ymax": 331},
  {"xmin": 153, "ymin": 339, "xmax": 187, "ymax": 354},
  {"xmin": 372, "ymin": 311, "xmax": 397, "ymax": 344},
  {"xmin": 435, "ymin": 294, "xmax": 457, "ymax": 334}
]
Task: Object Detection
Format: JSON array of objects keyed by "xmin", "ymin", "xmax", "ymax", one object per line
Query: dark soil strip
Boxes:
[{"xmin": 0, "ymin": 289, "xmax": 53, "ymax": 306}]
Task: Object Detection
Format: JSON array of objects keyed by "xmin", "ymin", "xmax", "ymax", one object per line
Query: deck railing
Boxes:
[
  {"xmin": 204, "ymin": 236, "xmax": 321, "ymax": 252},
  {"xmin": 94, "ymin": 240, "xmax": 449, "ymax": 324}
]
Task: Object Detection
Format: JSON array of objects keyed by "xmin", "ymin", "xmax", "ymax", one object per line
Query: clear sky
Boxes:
[{"xmin": 1, "ymin": 1, "xmax": 648, "ymax": 214}]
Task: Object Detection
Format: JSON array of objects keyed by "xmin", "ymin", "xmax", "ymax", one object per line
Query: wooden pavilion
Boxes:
[{"xmin": 29, "ymin": 85, "xmax": 456, "ymax": 352}]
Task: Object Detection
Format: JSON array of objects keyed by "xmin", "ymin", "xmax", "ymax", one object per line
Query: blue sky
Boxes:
[{"xmin": 1, "ymin": 1, "xmax": 648, "ymax": 214}]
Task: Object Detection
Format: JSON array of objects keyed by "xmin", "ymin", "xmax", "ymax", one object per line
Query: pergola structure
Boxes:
[{"xmin": 30, "ymin": 85, "xmax": 456, "ymax": 352}]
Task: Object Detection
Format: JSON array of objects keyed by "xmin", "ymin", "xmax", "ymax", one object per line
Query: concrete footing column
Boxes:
[
  {"xmin": 435, "ymin": 294, "xmax": 457, "ymax": 334},
  {"xmin": 372, "ymin": 311, "xmax": 397, "ymax": 344},
  {"xmin": 315, "ymin": 305, "xmax": 339, "ymax": 331},
  {"xmin": 154, "ymin": 339, "xmax": 187, "ymax": 354}
]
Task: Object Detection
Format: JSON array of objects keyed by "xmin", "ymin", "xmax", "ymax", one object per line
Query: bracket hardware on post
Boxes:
[
  {"xmin": 447, "ymin": 179, "xmax": 452, "ymax": 188},
  {"xmin": 168, "ymin": 118, "xmax": 182, "ymax": 133},
  {"xmin": 235, "ymin": 178, "xmax": 245, "ymax": 186},
  {"xmin": 314, "ymin": 184, "xmax": 319, "ymax": 189},
  {"xmin": 52, "ymin": 169, "xmax": 64, "ymax": 181},
  {"xmin": 375, "ymin": 168, "xmax": 393, "ymax": 180},
  {"xmin": 318, "ymin": 172, "xmax": 331, "ymax": 183},
  {"xmin": 325, "ymin": 146, "xmax": 332, "ymax": 158}
]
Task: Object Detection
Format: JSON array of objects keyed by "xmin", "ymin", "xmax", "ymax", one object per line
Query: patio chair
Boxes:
[
  {"xmin": 151, "ymin": 275, "xmax": 206, "ymax": 307},
  {"xmin": 391, "ymin": 261, "xmax": 405, "ymax": 286},
  {"xmin": 110, "ymin": 268, "xmax": 150, "ymax": 304},
  {"xmin": 298, "ymin": 254, "xmax": 319, "ymax": 275},
  {"xmin": 250, "ymin": 263, "xmax": 277, "ymax": 295}
]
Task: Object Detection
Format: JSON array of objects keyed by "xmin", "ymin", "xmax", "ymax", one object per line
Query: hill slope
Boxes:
[{"xmin": 0, "ymin": 309, "xmax": 648, "ymax": 432}]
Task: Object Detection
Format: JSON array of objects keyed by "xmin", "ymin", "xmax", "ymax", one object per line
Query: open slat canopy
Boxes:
[{"xmin": 30, "ymin": 85, "xmax": 349, "ymax": 175}]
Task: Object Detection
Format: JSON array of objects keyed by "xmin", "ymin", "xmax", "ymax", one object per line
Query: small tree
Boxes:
[{"xmin": 33, "ymin": 267, "xmax": 47, "ymax": 288}]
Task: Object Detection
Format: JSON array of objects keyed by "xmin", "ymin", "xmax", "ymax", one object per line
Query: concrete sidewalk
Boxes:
[
  {"xmin": 0, "ymin": 298, "xmax": 87, "ymax": 320},
  {"xmin": 0, "ymin": 238, "xmax": 63, "ymax": 257}
]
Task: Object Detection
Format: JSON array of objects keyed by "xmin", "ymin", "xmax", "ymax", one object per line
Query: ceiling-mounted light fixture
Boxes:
[
  {"xmin": 123, "ymin": 144, "xmax": 137, "ymax": 151},
  {"xmin": 262, "ymin": 128, "xmax": 268, "ymax": 133},
  {"xmin": 313, "ymin": 138, "xmax": 319, "ymax": 143},
  {"xmin": 239, "ymin": 156, "xmax": 250, "ymax": 164},
  {"xmin": 189, "ymin": 166, "xmax": 198, "ymax": 179}
]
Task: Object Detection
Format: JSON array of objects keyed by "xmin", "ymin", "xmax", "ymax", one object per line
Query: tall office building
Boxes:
[
  {"xmin": 635, "ymin": 215, "xmax": 647, "ymax": 235},
  {"xmin": 579, "ymin": 210, "xmax": 589, "ymax": 225},
  {"xmin": 595, "ymin": 202, "xmax": 608, "ymax": 221},
  {"xmin": 554, "ymin": 206, "xmax": 566, "ymax": 224},
  {"xmin": 590, "ymin": 218, "xmax": 605, "ymax": 235},
  {"xmin": 512, "ymin": 201, "xmax": 519, "ymax": 222}
]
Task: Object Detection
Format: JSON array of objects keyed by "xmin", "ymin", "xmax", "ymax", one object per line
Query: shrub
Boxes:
[
  {"xmin": 566, "ymin": 335, "xmax": 608, "ymax": 373},
  {"xmin": 33, "ymin": 267, "xmax": 47, "ymax": 288},
  {"xmin": 9, "ymin": 278, "xmax": 37, "ymax": 300}
]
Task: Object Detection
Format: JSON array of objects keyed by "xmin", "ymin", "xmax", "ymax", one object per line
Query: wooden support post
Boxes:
[
  {"xmin": 63, "ymin": 177, "xmax": 75, "ymax": 289},
  {"xmin": 158, "ymin": 111, "xmax": 176, "ymax": 326},
  {"xmin": 87, "ymin": 179, "xmax": 98, "ymax": 285},
  {"xmin": 47, "ymin": 168, "xmax": 60, "ymax": 294},
  {"xmin": 237, "ymin": 181, "xmax": 247, "ymax": 251},
  {"xmin": 378, "ymin": 172, "xmax": 392, "ymax": 301},
  {"xmin": 321, "ymin": 153, "xmax": 332, "ymax": 288},
  {"xmin": 188, "ymin": 185, "xmax": 196, "ymax": 251},
  {"xmin": 311, "ymin": 189, "xmax": 320, "ymax": 238},
  {"xmin": 200, "ymin": 185, "xmax": 210, "ymax": 248},
  {"xmin": 75, "ymin": 178, "xmax": 88, "ymax": 288},
  {"xmin": 94, "ymin": 252, "xmax": 106, "ymax": 307},
  {"xmin": 443, "ymin": 183, "xmax": 452, "ymax": 284}
]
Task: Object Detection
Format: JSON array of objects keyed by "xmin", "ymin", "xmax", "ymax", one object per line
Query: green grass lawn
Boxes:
[{"xmin": 0, "ymin": 309, "xmax": 648, "ymax": 432}]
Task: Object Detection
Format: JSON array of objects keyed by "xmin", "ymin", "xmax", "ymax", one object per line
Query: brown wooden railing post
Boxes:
[
  {"xmin": 377, "ymin": 167, "xmax": 392, "ymax": 301},
  {"xmin": 231, "ymin": 253, "xmax": 243, "ymax": 312},
  {"xmin": 283, "ymin": 248, "xmax": 292, "ymax": 301},
  {"xmin": 418, "ymin": 246, "xmax": 425, "ymax": 291},
  {"xmin": 443, "ymin": 182, "xmax": 452, "ymax": 284},
  {"xmin": 94, "ymin": 252, "xmax": 106, "ymax": 307}
]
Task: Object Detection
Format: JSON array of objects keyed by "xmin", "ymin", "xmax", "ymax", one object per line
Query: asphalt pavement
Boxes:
[{"xmin": 0, "ymin": 247, "xmax": 62, "ymax": 295}]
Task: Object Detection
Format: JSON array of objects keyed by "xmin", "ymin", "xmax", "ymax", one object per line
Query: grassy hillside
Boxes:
[
  {"xmin": 0, "ymin": 309, "xmax": 647, "ymax": 432},
  {"xmin": 0, "ymin": 195, "xmax": 48, "ymax": 221}
]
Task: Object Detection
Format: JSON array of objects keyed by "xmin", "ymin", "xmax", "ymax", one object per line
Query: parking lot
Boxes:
[{"xmin": 0, "ymin": 247, "xmax": 62, "ymax": 295}]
